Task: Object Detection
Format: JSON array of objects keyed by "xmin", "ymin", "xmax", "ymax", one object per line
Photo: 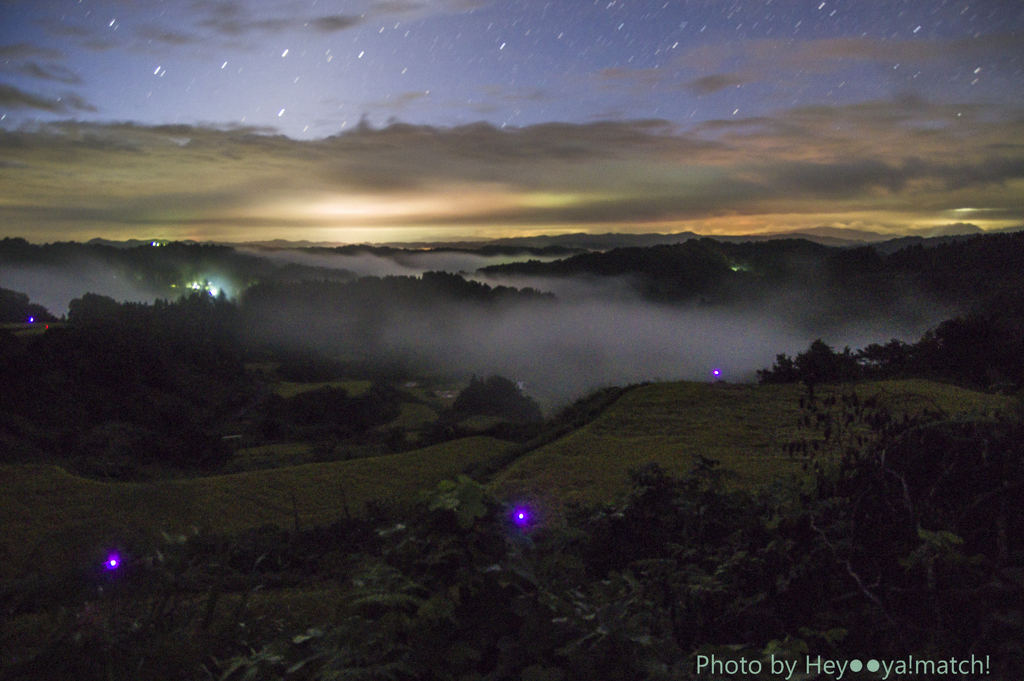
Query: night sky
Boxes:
[{"xmin": 1, "ymin": 0, "xmax": 1023, "ymax": 243}]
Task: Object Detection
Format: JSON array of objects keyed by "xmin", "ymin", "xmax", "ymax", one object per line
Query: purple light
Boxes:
[
  {"xmin": 712, "ymin": 368, "xmax": 722, "ymax": 378},
  {"xmin": 28, "ymin": 317, "xmax": 34, "ymax": 323},
  {"xmin": 104, "ymin": 553, "xmax": 121, "ymax": 570},
  {"xmin": 511, "ymin": 507, "xmax": 530, "ymax": 527}
]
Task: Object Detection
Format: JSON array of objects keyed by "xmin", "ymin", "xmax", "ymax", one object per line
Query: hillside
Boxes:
[
  {"xmin": 2, "ymin": 378, "xmax": 1021, "ymax": 680},
  {"xmin": 3, "ymin": 378, "xmax": 1012, "ymax": 581},
  {"xmin": 0, "ymin": 436, "xmax": 512, "ymax": 580},
  {"xmin": 488, "ymin": 379, "xmax": 1015, "ymax": 520}
]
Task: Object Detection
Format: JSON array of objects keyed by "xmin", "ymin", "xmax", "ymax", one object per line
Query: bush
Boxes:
[{"xmin": 452, "ymin": 375, "xmax": 542, "ymax": 422}]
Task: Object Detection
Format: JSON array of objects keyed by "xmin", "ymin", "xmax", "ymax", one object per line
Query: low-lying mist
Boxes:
[
  {"xmin": 2, "ymin": 241, "xmax": 956, "ymax": 410},
  {"xmin": 0, "ymin": 264, "xmax": 165, "ymax": 317},
  {"xmin": 384, "ymin": 298, "xmax": 807, "ymax": 406},
  {"xmin": 245, "ymin": 247, "xmax": 570, "ymax": 279},
  {"xmin": 247, "ymin": 272, "xmax": 943, "ymax": 409}
]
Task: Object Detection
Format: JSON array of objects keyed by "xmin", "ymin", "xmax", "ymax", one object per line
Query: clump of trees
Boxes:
[
  {"xmin": 452, "ymin": 375, "xmax": 543, "ymax": 423},
  {"xmin": 758, "ymin": 313, "xmax": 1024, "ymax": 391},
  {"xmin": 256, "ymin": 384, "xmax": 402, "ymax": 442},
  {"xmin": 0, "ymin": 286, "xmax": 55, "ymax": 323},
  {"xmin": 0, "ymin": 292, "xmax": 249, "ymax": 476}
]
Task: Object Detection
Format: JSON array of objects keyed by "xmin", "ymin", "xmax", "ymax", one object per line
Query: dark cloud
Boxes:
[
  {"xmin": 367, "ymin": 90, "xmax": 431, "ymax": 113},
  {"xmin": 192, "ymin": 0, "xmax": 291, "ymax": 36},
  {"xmin": 765, "ymin": 155, "xmax": 1024, "ymax": 200},
  {"xmin": 368, "ymin": 0, "xmax": 490, "ymax": 17},
  {"xmin": 463, "ymin": 86, "xmax": 548, "ymax": 115},
  {"xmin": 136, "ymin": 25, "xmax": 201, "ymax": 46},
  {"xmin": 34, "ymin": 17, "xmax": 94, "ymax": 39},
  {"xmin": 595, "ymin": 65, "xmax": 755, "ymax": 97},
  {"xmin": 926, "ymin": 223, "xmax": 984, "ymax": 237},
  {"xmin": 938, "ymin": 157, "xmax": 1024, "ymax": 191},
  {"xmin": 188, "ymin": 5, "xmax": 366, "ymax": 36},
  {"xmin": 198, "ymin": 15, "xmax": 292, "ymax": 36},
  {"xmin": 81, "ymin": 39, "xmax": 120, "ymax": 52},
  {"xmin": 370, "ymin": 0, "xmax": 427, "ymax": 14},
  {"xmin": 685, "ymin": 73, "xmax": 752, "ymax": 96},
  {"xmin": 443, "ymin": 0, "xmax": 492, "ymax": 10},
  {"xmin": 772, "ymin": 160, "xmax": 913, "ymax": 197},
  {"xmin": 598, "ymin": 67, "xmax": 664, "ymax": 87},
  {"xmin": 0, "ymin": 84, "xmax": 95, "ymax": 112},
  {"xmin": 775, "ymin": 34, "xmax": 1024, "ymax": 70},
  {"xmin": 0, "ymin": 42, "xmax": 64, "ymax": 60},
  {"xmin": 324, "ymin": 119, "xmax": 689, "ymax": 170},
  {"xmin": 14, "ymin": 62, "xmax": 81, "ymax": 84},
  {"xmin": 310, "ymin": 15, "xmax": 364, "ymax": 32}
]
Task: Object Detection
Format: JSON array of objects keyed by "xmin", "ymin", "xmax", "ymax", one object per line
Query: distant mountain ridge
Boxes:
[
  {"xmin": 380, "ymin": 225, "xmax": 1021, "ymax": 251},
  {"xmin": 72, "ymin": 223, "xmax": 1022, "ymax": 253}
]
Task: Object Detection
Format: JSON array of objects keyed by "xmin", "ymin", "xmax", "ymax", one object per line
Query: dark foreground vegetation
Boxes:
[{"xmin": 2, "ymin": 400, "xmax": 1021, "ymax": 679}]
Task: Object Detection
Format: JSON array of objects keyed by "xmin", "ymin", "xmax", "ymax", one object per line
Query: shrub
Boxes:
[{"xmin": 452, "ymin": 375, "xmax": 542, "ymax": 422}]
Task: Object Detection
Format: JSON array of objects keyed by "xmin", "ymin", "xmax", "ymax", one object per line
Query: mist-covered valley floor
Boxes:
[{"xmin": 3, "ymin": 232, "xmax": 996, "ymax": 407}]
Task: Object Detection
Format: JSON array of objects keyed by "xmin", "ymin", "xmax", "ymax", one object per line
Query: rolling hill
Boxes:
[{"xmin": 2, "ymin": 378, "xmax": 1013, "ymax": 581}]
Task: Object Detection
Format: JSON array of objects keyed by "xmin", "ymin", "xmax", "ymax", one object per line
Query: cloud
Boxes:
[
  {"xmin": 371, "ymin": 0, "xmax": 427, "ymax": 13},
  {"xmin": 598, "ymin": 67, "xmax": 665, "ymax": 87},
  {"xmin": 366, "ymin": 90, "xmax": 432, "ymax": 113},
  {"xmin": 198, "ymin": 15, "xmax": 292, "ymax": 36},
  {"xmin": 13, "ymin": 62, "xmax": 81, "ymax": 84},
  {"xmin": 482, "ymin": 85, "xmax": 548, "ymax": 104},
  {"xmin": 181, "ymin": 0, "xmax": 472, "ymax": 39},
  {"xmin": 0, "ymin": 43, "xmax": 64, "ymax": 60},
  {"xmin": 633, "ymin": 35, "xmax": 1024, "ymax": 102},
  {"xmin": 1, "ymin": 100, "xmax": 1022, "ymax": 243},
  {"xmin": 369, "ymin": 0, "xmax": 491, "ymax": 18},
  {"xmin": 136, "ymin": 25, "xmax": 201, "ymax": 46},
  {"xmin": 34, "ymin": 18, "xmax": 94, "ymax": 40},
  {"xmin": 766, "ymin": 34, "xmax": 1024, "ymax": 72},
  {"xmin": 0, "ymin": 84, "xmax": 95, "ymax": 112},
  {"xmin": 922, "ymin": 223, "xmax": 984, "ymax": 237},
  {"xmin": 187, "ymin": 0, "xmax": 291, "ymax": 36},
  {"xmin": 310, "ymin": 15, "xmax": 365, "ymax": 32},
  {"xmin": 685, "ymin": 73, "xmax": 752, "ymax": 96},
  {"xmin": 595, "ymin": 65, "xmax": 755, "ymax": 97}
]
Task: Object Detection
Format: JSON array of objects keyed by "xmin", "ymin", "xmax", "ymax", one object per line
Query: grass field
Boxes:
[
  {"xmin": 223, "ymin": 442, "xmax": 315, "ymax": 472},
  {"xmin": 273, "ymin": 380, "xmax": 374, "ymax": 398},
  {"xmin": 383, "ymin": 402, "xmax": 439, "ymax": 430},
  {"xmin": 487, "ymin": 379, "xmax": 1016, "ymax": 522},
  {"xmin": 0, "ymin": 322, "xmax": 59, "ymax": 336},
  {"xmin": 0, "ymin": 436, "xmax": 512, "ymax": 580},
  {"xmin": 1, "ymin": 379, "xmax": 1014, "ymax": 581}
]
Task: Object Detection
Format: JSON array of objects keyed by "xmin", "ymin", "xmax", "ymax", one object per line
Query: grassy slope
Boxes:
[
  {"xmin": 2, "ymin": 379, "xmax": 1013, "ymax": 579},
  {"xmin": 0, "ymin": 436, "xmax": 511, "ymax": 579},
  {"xmin": 273, "ymin": 380, "xmax": 373, "ymax": 398},
  {"xmin": 487, "ymin": 379, "xmax": 1015, "ymax": 521}
]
